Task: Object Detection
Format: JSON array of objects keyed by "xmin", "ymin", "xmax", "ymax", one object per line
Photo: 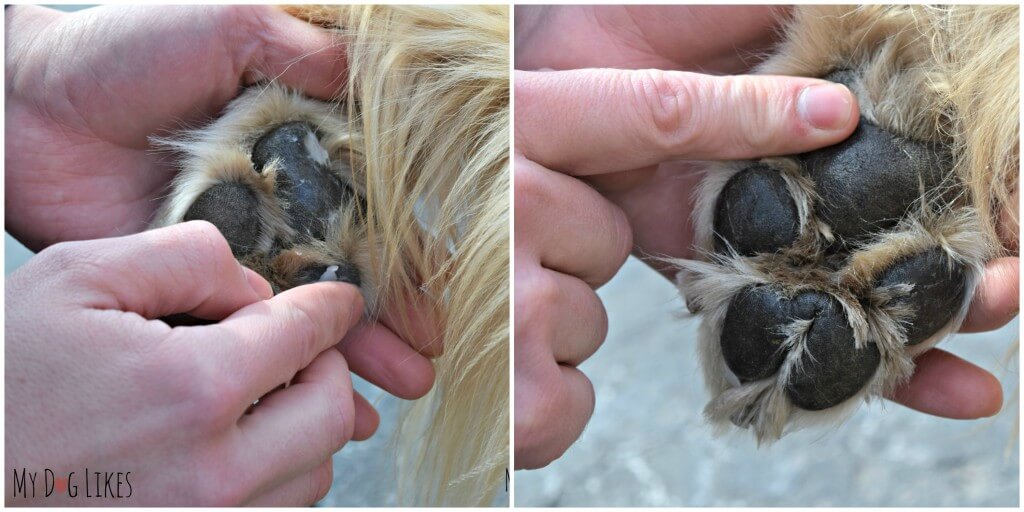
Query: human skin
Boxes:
[
  {"xmin": 514, "ymin": 5, "xmax": 1017, "ymax": 469},
  {"xmin": 5, "ymin": 5, "xmax": 437, "ymax": 505}
]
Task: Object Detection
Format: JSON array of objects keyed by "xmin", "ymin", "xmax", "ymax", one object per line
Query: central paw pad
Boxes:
[{"xmin": 251, "ymin": 122, "xmax": 359, "ymax": 242}]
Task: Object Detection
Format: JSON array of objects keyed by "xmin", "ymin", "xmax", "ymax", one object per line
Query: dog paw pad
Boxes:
[
  {"xmin": 713, "ymin": 164, "xmax": 801, "ymax": 255},
  {"xmin": 252, "ymin": 121, "xmax": 355, "ymax": 241},
  {"xmin": 183, "ymin": 182, "xmax": 261, "ymax": 256},
  {"xmin": 874, "ymin": 248, "xmax": 968, "ymax": 345},
  {"xmin": 801, "ymin": 119, "xmax": 951, "ymax": 242}
]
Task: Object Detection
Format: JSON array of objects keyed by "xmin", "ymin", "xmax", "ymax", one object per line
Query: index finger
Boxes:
[
  {"xmin": 210, "ymin": 281, "xmax": 365, "ymax": 404},
  {"xmin": 515, "ymin": 69, "xmax": 858, "ymax": 175}
]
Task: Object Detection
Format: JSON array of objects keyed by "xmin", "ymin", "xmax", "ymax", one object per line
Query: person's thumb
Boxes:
[
  {"xmin": 515, "ymin": 68, "xmax": 859, "ymax": 175},
  {"xmin": 43, "ymin": 220, "xmax": 273, "ymax": 320},
  {"xmin": 240, "ymin": 6, "xmax": 348, "ymax": 100}
]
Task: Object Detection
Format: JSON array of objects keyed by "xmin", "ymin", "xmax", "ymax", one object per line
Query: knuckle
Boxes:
[
  {"xmin": 578, "ymin": 373, "xmax": 597, "ymax": 413},
  {"xmin": 514, "ymin": 272, "xmax": 561, "ymax": 347},
  {"xmin": 304, "ymin": 352, "xmax": 352, "ymax": 453},
  {"xmin": 308, "ymin": 463, "xmax": 334, "ymax": 504},
  {"xmin": 514, "ymin": 394, "xmax": 549, "ymax": 454},
  {"xmin": 190, "ymin": 378, "xmax": 239, "ymax": 432},
  {"xmin": 179, "ymin": 220, "xmax": 235, "ymax": 272},
  {"xmin": 200, "ymin": 478, "xmax": 247, "ymax": 506},
  {"xmin": 513, "ymin": 72, "xmax": 542, "ymax": 153},
  {"xmin": 513, "ymin": 160, "xmax": 551, "ymax": 215},
  {"xmin": 591, "ymin": 297, "xmax": 610, "ymax": 346},
  {"xmin": 515, "ymin": 378, "xmax": 577, "ymax": 469},
  {"xmin": 321, "ymin": 385, "xmax": 353, "ymax": 452},
  {"xmin": 604, "ymin": 204, "xmax": 634, "ymax": 272},
  {"xmin": 36, "ymin": 240, "xmax": 103, "ymax": 287},
  {"xmin": 36, "ymin": 241, "xmax": 79, "ymax": 269},
  {"xmin": 627, "ymin": 69, "xmax": 697, "ymax": 153},
  {"xmin": 517, "ymin": 375, "xmax": 559, "ymax": 435},
  {"xmin": 529, "ymin": 270, "xmax": 563, "ymax": 310},
  {"xmin": 316, "ymin": 403, "xmax": 351, "ymax": 455}
]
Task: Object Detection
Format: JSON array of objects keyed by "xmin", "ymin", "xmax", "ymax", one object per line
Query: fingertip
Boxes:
[
  {"xmin": 956, "ymin": 357, "xmax": 1005, "ymax": 420},
  {"xmin": 890, "ymin": 349, "xmax": 1004, "ymax": 419},
  {"xmin": 243, "ymin": 267, "xmax": 275, "ymax": 300},
  {"xmin": 352, "ymin": 392, "xmax": 380, "ymax": 441},
  {"xmin": 977, "ymin": 371, "xmax": 1004, "ymax": 418},
  {"xmin": 962, "ymin": 257, "xmax": 1020, "ymax": 333},
  {"xmin": 319, "ymin": 281, "xmax": 367, "ymax": 346},
  {"xmin": 338, "ymin": 284, "xmax": 367, "ymax": 331},
  {"xmin": 380, "ymin": 296, "xmax": 444, "ymax": 358},
  {"xmin": 289, "ymin": 280, "xmax": 366, "ymax": 330},
  {"xmin": 337, "ymin": 321, "xmax": 437, "ymax": 400},
  {"xmin": 393, "ymin": 353, "xmax": 436, "ymax": 400},
  {"xmin": 796, "ymin": 82, "xmax": 858, "ymax": 134},
  {"xmin": 326, "ymin": 281, "xmax": 365, "ymax": 310}
]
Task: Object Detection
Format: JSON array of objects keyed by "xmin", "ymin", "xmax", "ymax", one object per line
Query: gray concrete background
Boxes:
[
  {"xmin": 5, "ymin": 233, "xmax": 507, "ymax": 506},
  {"xmin": 516, "ymin": 256, "xmax": 1019, "ymax": 507}
]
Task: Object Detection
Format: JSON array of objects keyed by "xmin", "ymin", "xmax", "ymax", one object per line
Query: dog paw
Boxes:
[
  {"xmin": 153, "ymin": 84, "xmax": 374, "ymax": 304},
  {"xmin": 678, "ymin": 76, "xmax": 988, "ymax": 441}
]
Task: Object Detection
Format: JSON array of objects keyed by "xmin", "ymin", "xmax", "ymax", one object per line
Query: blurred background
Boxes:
[{"xmin": 516, "ymin": 256, "xmax": 1019, "ymax": 507}]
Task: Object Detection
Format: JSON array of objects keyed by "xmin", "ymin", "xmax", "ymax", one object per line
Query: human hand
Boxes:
[
  {"xmin": 516, "ymin": 5, "xmax": 1018, "ymax": 422},
  {"xmin": 513, "ymin": 65, "xmax": 857, "ymax": 468},
  {"xmin": 4, "ymin": 221, "xmax": 433, "ymax": 505},
  {"xmin": 5, "ymin": 4, "xmax": 345, "ymax": 251},
  {"xmin": 514, "ymin": 141, "xmax": 634, "ymax": 469}
]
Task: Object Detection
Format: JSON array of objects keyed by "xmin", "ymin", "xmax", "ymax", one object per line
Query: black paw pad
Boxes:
[
  {"xmin": 874, "ymin": 248, "xmax": 967, "ymax": 345},
  {"xmin": 252, "ymin": 122, "xmax": 356, "ymax": 241},
  {"xmin": 800, "ymin": 118, "xmax": 952, "ymax": 242},
  {"xmin": 722, "ymin": 285, "xmax": 880, "ymax": 410},
  {"xmin": 720, "ymin": 285, "xmax": 796, "ymax": 380},
  {"xmin": 294, "ymin": 263, "xmax": 361, "ymax": 287},
  {"xmin": 713, "ymin": 165, "xmax": 800, "ymax": 255},
  {"xmin": 184, "ymin": 182, "xmax": 261, "ymax": 257},
  {"xmin": 782, "ymin": 294, "xmax": 880, "ymax": 410}
]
